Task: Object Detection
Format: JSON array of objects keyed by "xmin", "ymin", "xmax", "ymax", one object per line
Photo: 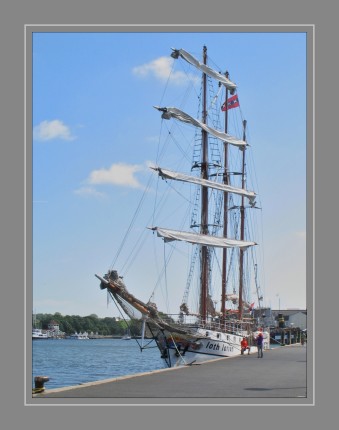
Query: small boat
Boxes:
[
  {"xmin": 69, "ymin": 332, "xmax": 89, "ymax": 339},
  {"xmin": 96, "ymin": 45, "xmax": 270, "ymax": 367},
  {"xmin": 32, "ymin": 312, "xmax": 48, "ymax": 339},
  {"xmin": 32, "ymin": 328, "xmax": 48, "ymax": 340}
]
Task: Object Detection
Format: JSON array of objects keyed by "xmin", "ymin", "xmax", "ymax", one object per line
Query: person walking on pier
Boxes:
[{"xmin": 256, "ymin": 331, "xmax": 264, "ymax": 358}]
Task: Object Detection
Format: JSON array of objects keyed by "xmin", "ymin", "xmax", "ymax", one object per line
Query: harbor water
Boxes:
[{"xmin": 32, "ymin": 338, "xmax": 166, "ymax": 390}]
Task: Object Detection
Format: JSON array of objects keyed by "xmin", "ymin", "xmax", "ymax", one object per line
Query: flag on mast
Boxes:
[{"xmin": 221, "ymin": 94, "xmax": 240, "ymax": 111}]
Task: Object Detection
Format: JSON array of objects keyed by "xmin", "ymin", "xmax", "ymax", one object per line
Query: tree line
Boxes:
[{"xmin": 33, "ymin": 312, "xmax": 142, "ymax": 336}]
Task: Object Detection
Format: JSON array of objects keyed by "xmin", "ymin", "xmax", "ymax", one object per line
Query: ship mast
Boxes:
[
  {"xmin": 238, "ymin": 119, "xmax": 247, "ymax": 320},
  {"xmin": 221, "ymin": 72, "xmax": 230, "ymax": 319},
  {"xmin": 200, "ymin": 45, "xmax": 209, "ymax": 322}
]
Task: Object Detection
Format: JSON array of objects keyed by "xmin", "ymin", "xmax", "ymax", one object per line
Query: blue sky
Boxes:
[{"xmin": 32, "ymin": 31, "xmax": 307, "ymax": 318}]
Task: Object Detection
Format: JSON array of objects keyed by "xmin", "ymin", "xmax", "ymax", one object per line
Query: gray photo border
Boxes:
[{"xmin": 25, "ymin": 24, "xmax": 313, "ymax": 407}]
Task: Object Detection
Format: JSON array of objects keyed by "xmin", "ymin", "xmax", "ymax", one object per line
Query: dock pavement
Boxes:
[{"xmin": 32, "ymin": 344, "xmax": 309, "ymax": 404}]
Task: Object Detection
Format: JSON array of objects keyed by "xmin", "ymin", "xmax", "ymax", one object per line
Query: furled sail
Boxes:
[
  {"xmin": 171, "ymin": 48, "xmax": 237, "ymax": 94},
  {"xmin": 149, "ymin": 227, "xmax": 257, "ymax": 249},
  {"xmin": 152, "ymin": 166, "xmax": 257, "ymax": 207},
  {"xmin": 154, "ymin": 106, "xmax": 247, "ymax": 148}
]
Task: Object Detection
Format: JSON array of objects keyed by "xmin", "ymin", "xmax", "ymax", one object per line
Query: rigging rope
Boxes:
[
  {"xmin": 107, "ymin": 291, "xmax": 148, "ymax": 350},
  {"xmin": 110, "ymin": 172, "xmax": 154, "ymax": 271},
  {"xmin": 110, "ymin": 54, "xmax": 198, "ymax": 273}
]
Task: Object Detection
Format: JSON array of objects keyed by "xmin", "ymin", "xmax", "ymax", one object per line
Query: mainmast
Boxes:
[
  {"xmin": 238, "ymin": 119, "xmax": 247, "ymax": 320},
  {"xmin": 200, "ymin": 45, "xmax": 209, "ymax": 322},
  {"xmin": 221, "ymin": 71, "xmax": 230, "ymax": 319}
]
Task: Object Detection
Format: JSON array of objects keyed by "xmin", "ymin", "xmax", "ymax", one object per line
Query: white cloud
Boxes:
[
  {"xmin": 74, "ymin": 186, "xmax": 106, "ymax": 199},
  {"xmin": 33, "ymin": 120, "xmax": 76, "ymax": 141},
  {"xmin": 133, "ymin": 56, "xmax": 197, "ymax": 85},
  {"xmin": 88, "ymin": 163, "xmax": 144, "ymax": 188}
]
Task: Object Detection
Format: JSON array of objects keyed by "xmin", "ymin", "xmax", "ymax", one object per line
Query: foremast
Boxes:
[{"xmin": 200, "ymin": 45, "xmax": 209, "ymax": 323}]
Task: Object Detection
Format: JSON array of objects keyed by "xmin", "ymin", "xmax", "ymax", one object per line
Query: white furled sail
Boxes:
[
  {"xmin": 154, "ymin": 106, "xmax": 247, "ymax": 148},
  {"xmin": 153, "ymin": 167, "xmax": 257, "ymax": 207},
  {"xmin": 149, "ymin": 227, "xmax": 257, "ymax": 249},
  {"xmin": 171, "ymin": 48, "xmax": 237, "ymax": 93}
]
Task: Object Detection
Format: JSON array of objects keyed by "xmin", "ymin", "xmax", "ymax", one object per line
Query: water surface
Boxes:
[{"xmin": 32, "ymin": 338, "xmax": 166, "ymax": 389}]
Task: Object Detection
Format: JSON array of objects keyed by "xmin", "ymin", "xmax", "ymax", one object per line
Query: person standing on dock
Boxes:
[
  {"xmin": 241, "ymin": 337, "xmax": 250, "ymax": 355},
  {"xmin": 256, "ymin": 331, "xmax": 264, "ymax": 358}
]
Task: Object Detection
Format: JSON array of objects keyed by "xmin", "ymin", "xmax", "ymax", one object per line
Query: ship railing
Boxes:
[{"xmin": 161, "ymin": 314, "xmax": 253, "ymax": 336}]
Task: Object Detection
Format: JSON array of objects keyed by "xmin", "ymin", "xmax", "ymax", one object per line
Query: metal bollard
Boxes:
[{"xmin": 33, "ymin": 376, "xmax": 50, "ymax": 394}]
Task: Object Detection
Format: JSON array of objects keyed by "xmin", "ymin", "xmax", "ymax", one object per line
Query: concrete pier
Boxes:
[{"xmin": 32, "ymin": 345, "xmax": 309, "ymax": 404}]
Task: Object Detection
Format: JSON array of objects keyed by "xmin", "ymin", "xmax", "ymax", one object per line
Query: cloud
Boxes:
[
  {"xmin": 132, "ymin": 56, "xmax": 197, "ymax": 85},
  {"xmin": 88, "ymin": 163, "xmax": 144, "ymax": 188},
  {"xmin": 33, "ymin": 120, "xmax": 76, "ymax": 141},
  {"xmin": 73, "ymin": 187, "xmax": 106, "ymax": 199}
]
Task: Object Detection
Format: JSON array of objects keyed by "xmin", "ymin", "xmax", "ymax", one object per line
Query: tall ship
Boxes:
[{"xmin": 96, "ymin": 46, "xmax": 269, "ymax": 367}]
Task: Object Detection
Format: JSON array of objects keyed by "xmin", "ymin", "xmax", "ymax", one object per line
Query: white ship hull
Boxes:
[{"xmin": 158, "ymin": 328, "xmax": 270, "ymax": 366}]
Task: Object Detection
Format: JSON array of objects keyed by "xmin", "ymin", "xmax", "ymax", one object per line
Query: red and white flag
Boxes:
[{"xmin": 221, "ymin": 94, "xmax": 240, "ymax": 111}]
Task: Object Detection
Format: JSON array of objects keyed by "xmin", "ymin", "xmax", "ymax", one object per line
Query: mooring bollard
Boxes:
[{"xmin": 33, "ymin": 376, "xmax": 49, "ymax": 394}]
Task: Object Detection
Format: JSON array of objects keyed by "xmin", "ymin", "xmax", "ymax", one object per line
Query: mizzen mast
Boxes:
[{"xmin": 238, "ymin": 119, "xmax": 247, "ymax": 320}]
